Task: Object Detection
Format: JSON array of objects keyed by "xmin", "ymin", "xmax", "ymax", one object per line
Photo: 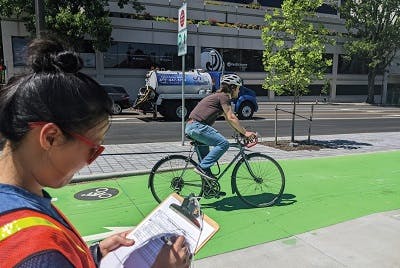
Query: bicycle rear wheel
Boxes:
[
  {"xmin": 232, "ymin": 153, "xmax": 285, "ymax": 207},
  {"xmin": 149, "ymin": 155, "xmax": 204, "ymax": 203}
]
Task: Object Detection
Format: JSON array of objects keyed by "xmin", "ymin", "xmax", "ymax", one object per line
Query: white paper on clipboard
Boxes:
[{"xmin": 100, "ymin": 194, "xmax": 219, "ymax": 268}]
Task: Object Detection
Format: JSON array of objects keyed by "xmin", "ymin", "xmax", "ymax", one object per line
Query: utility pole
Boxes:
[{"xmin": 35, "ymin": 0, "xmax": 46, "ymax": 38}]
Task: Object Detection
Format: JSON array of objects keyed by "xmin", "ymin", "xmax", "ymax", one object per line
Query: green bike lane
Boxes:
[{"xmin": 47, "ymin": 150, "xmax": 400, "ymax": 260}]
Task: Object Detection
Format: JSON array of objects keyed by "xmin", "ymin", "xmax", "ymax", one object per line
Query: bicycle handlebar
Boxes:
[{"xmin": 233, "ymin": 132, "xmax": 259, "ymax": 148}]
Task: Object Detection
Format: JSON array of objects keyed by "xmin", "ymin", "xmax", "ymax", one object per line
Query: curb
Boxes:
[{"xmin": 72, "ymin": 169, "xmax": 150, "ymax": 183}]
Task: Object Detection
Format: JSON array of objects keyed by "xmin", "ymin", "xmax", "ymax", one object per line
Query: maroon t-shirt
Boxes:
[{"xmin": 189, "ymin": 92, "xmax": 230, "ymax": 125}]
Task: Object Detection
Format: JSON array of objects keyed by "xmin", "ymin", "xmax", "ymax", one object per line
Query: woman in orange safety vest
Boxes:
[{"xmin": 0, "ymin": 38, "xmax": 190, "ymax": 268}]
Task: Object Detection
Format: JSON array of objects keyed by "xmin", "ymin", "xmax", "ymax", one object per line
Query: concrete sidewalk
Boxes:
[
  {"xmin": 74, "ymin": 131, "xmax": 400, "ymax": 181},
  {"xmin": 193, "ymin": 209, "xmax": 400, "ymax": 267},
  {"xmin": 73, "ymin": 131, "xmax": 400, "ymax": 267}
]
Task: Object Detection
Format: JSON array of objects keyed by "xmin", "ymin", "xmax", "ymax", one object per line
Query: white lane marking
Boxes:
[
  {"xmin": 215, "ymin": 116, "xmax": 400, "ymax": 122},
  {"xmin": 110, "ymin": 118, "xmax": 133, "ymax": 121},
  {"xmin": 82, "ymin": 226, "xmax": 135, "ymax": 242},
  {"xmin": 109, "ymin": 116, "xmax": 400, "ymax": 124}
]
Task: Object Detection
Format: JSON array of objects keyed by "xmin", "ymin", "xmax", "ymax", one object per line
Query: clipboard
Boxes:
[
  {"xmin": 100, "ymin": 193, "xmax": 219, "ymax": 268},
  {"xmin": 170, "ymin": 193, "xmax": 219, "ymax": 252}
]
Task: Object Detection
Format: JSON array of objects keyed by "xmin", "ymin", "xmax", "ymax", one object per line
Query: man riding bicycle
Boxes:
[{"xmin": 185, "ymin": 74, "xmax": 257, "ymax": 196}]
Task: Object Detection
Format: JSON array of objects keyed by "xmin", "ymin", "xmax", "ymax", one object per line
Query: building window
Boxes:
[
  {"xmin": 213, "ymin": 0, "xmax": 254, "ymax": 4},
  {"xmin": 258, "ymin": 0, "xmax": 283, "ymax": 8},
  {"xmin": 336, "ymin": 85, "xmax": 382, "ymax": 95},
  {"xmin": 259, "ymin": 0, "xmax": 336, "ymax": 14},
  {"xmin": 240, "ymin": 49, "xmax": 264, "ymax": 72},
  {"xmin": 244, "ymin": 85, "xmax": 268, "ymax": 96},
  {"xmin": 77, "ymin": 40, "xmax": 96, "ymax": 68},
  {"xmin": 323, "ymin": 53, "xmax": 333, "ymax": 74},
  {"xmin": 12, "ymin": 36, "xmax": 30, "ymax": 67},
  {"xmin": 338, "ymin": 54, "xmax": 369, "ymax": 74},
  {"xmin": 103, "ymin": 42, "xmax": 194, "ymax": 70},
  {"xmin": 201, "ymin": 47, "xmax": 264, "ymax": 72},
  {"xmin": 316, "ymin": 4, "xmax": 337, "ymax": 15},
  {"xmin": 304, "ymin": 85, "xmax": 325, "ymax": 96},
  {"xmin": 387, "ymin": 84, "xmax": 400, "ymax": 105},
  {"xmin": 12, "ymin": 37, "xmax": 95, "ymax": 68}
]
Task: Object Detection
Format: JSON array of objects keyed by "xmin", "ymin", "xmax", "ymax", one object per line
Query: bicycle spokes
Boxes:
[
  {"xmin": 149, "ymin": 155, "xmax": 204, "ymax": 203},
  {"xmin": 232, "ymin": 153, "xmax": 285, "ymax": 207}
]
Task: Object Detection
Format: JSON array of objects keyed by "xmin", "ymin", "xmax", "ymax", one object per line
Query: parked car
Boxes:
[{"xmin": 101, "ymin": 84, "xmax": 132, "ymax": 115}]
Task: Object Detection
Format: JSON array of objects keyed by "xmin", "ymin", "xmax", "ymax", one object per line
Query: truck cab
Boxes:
[{"xmin": 208, "ymin": 71, "xmax": 258, "ymax": 120}]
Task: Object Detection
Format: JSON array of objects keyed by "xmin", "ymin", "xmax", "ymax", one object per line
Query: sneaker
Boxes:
[{"xmin": 194, "ymin": 166, "xmax": 216, "ymax": 181}]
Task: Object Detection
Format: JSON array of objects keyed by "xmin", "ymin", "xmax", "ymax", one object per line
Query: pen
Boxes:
[{"xmin": 161, "ymin": 236, "xmax": 173, "ymax": 246}]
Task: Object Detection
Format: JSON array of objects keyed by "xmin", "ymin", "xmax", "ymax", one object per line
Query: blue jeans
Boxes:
[{"xmin": 185, "ymin": 121, "xmax": 229, "ymax": 170}]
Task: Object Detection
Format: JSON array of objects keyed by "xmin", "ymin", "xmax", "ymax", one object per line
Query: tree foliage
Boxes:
[
  {"xmin": 262, "ymin": 0, "xmax": 334, "ymax": 142},
  {"xmin": 0, "ymin": 0, "xmax": 145, "ymax": 51},
  {"xmin": 340, "ymin": 0, "xmax": 400, "ymax": 104}
]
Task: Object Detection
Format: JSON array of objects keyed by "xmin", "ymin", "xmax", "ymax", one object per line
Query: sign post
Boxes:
[
  {"xmin": 178, "ymin": 3, "xmax": 187, "ymax": 145},
  {"xmin": 35, "ymin": 0, "xmax": 46, "ymax": 38}
]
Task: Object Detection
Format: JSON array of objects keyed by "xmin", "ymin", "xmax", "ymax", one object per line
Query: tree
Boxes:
[
  {"xmin": 340, "ymin": 0, "xmax": 400, "ymax": 104},
  {"xmin": 262, "ymin": 0, "xmax": 334, "ymax": 143},
  {"xmin": 0, "ymin": 0, "xmax": 145, "ymax": 51}
]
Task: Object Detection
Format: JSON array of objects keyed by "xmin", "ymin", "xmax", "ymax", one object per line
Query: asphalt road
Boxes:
[{"xmin": 104, "ymin": 103, "xmax": 400, "ymax": 144}]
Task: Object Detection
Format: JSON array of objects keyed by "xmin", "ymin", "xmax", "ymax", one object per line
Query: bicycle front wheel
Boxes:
[
  {"xmin": 149, "ymin": 155, "xmax": 203, "ymax": 203},
  {"xmin": 232, "ymin": 153, "xmax": 285, "ymax": 207}
]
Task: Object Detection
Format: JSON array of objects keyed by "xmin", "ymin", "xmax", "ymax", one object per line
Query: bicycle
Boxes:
[{"xmin": 148, "ymin": 134, "xmax": 285, "ymax": 208}]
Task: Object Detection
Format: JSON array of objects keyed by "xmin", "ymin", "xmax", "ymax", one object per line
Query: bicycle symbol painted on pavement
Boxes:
[{"xmin": 74, "ymin": 187, "xmax": 119, "ymax": 201}]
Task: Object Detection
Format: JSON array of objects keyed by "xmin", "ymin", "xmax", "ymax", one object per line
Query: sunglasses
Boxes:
[{"xmin": 28, "ymin": 121, "xmax": 104, "ymax": 165}]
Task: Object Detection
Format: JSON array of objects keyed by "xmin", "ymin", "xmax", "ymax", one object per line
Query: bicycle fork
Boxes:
[{"xmin": 243, "ymin": 156, "xmax": 263, "ymax": 183}]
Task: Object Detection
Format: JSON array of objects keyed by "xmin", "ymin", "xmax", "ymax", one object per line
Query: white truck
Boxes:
[{"xmin": 133, "ymin": 69, "xmax": 258, "ymax": 121}]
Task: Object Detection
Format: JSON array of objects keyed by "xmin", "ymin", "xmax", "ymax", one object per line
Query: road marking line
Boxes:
[
  {"xmin": 110, "ymin": 116, "xmax": 400, "ymax": 124},
  {"xmin": 82, "ymin": 226, "xmax": 135, "ymax": 242},
  {"xmin": 110, "ymin": 118, "xmax": 133, "ymax": 121}
]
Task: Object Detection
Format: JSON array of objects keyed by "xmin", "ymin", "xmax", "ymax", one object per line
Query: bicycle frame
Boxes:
[{"xmin": 189, "ymin": 140, "xmax": 252, "ymax": 181}]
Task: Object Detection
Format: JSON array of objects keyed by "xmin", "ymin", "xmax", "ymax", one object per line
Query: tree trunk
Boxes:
[
  {"xmin": 291, "ymin": 92, "xmax": 296, "ymax": 143},
  {"xmin": 366, "ymin": 70, "xmax": 376, "ymax": 104}
]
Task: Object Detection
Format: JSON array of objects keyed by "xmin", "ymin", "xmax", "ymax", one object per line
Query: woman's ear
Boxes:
[{"xmin": 38, "ymin": 123, "xmax": 63, "ymax": 150}]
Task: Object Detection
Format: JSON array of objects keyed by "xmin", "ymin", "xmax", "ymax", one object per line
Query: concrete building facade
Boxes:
[{"xmin": 1, "ymin": 0, "xmax": 400, "ymax": 104}]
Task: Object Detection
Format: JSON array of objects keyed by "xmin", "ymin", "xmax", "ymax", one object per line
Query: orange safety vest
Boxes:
[{"xmin": 0, "ymin": 207, "xmax": 96, "ymax": 267}]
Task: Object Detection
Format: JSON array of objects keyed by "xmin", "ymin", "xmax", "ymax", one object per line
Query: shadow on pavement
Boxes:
[
  {"xmin": 275, "ymin": 193, "xmax": 297, "ymax": 206},
  {"xmin": 311, "ymin": 139, "xmax": 372, "ymax": 150},
  {"xmin": 201, "ymin": 193, "xmax": 296, "ymax": 211},
  {"xmin": 138, "ymin": 117, "xmax": 167, "ymax": 122}
]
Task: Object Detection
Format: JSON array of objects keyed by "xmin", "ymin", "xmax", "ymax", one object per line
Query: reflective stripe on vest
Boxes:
[{"xmin": 0, "ymin": 216, "xmax": 86, "ymax": 253}]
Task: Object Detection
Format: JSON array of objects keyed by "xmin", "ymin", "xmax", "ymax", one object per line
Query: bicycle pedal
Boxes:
[{"xmin": 216, "ymin": 191, "xmax": 226, "ymax": 198}]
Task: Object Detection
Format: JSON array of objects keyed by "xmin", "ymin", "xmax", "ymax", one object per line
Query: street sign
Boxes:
[
  {"xmin": 178, "ymin": 29, "xmax": 187, "ymax": 56},
  {"xmin": 177, "ymin": 3, "xmax": 187, "ymax": 57},
  {"xmin": 178, "ymin": 3, "xmax": 187, "ymax": 32}
]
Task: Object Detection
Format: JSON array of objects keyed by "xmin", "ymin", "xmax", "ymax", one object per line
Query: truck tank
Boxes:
[{"xmin": 147, "ymin": 70, "xmax": 213, "ymax": 94}]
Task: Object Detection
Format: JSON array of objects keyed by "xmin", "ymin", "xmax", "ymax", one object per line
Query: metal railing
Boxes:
[{"xmin": 274, "ymin": 104, "xmax": 315, "ymax": 144}]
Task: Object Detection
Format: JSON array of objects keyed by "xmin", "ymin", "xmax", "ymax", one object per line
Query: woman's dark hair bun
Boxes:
[
  {"xmin": 28, "ymin": 38, "xmax": 83, "ymax": 73},
  {"xmin": 53, "ymin": 51, "xmax": 83, "ymax": 73}
]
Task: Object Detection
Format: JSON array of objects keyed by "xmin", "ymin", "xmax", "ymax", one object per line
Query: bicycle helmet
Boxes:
[{"xmin": 220, "ymin": 74, "xmax": 243, "ymax": 87}]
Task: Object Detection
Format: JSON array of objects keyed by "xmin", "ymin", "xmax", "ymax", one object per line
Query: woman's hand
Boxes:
[
  {"xmin": 152, "ymin": 235, "xmax": 192, "ymax": 268},
  {"xmin": 99, "ymin": 230, "xmax": 135, "ymax": 257}
]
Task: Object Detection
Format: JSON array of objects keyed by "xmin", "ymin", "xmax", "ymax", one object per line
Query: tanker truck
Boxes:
[{"xmin": 133, "ymin": 69, "xmax": 258, "ymax": 121}]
